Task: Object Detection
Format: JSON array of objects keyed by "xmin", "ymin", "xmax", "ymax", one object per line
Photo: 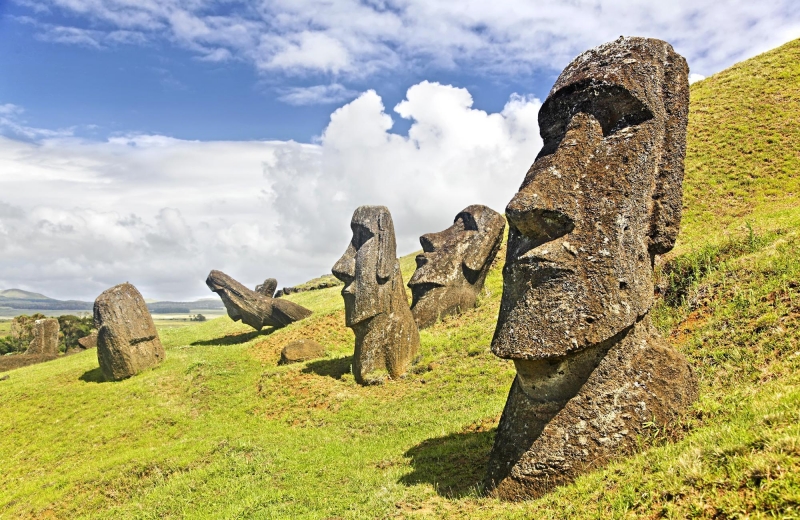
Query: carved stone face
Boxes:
[
  {"xmin": 332, "ymin": 206, "xmax": 398, "ymax": 326},
  {"xmin": 492, "ymin": 37, "xmax": 689, "ymax": 361},
  {"xmin": 408, "ymin": 204, "xmax": 505, "ymax": 328}
]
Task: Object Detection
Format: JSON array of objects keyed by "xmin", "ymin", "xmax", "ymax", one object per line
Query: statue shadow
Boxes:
[
  {"xmin": 190, "ymin": 327, "xmax": 277, "ymax": 347},
  {"xmin": 301, "ymin": 356, "xmax": 352, "ymax": 380},
  {"xmin": 399, "ymin": 429, "xmax": 495, "ymax": 498},
  {"xmin": 79, "ymin": 367, "xmax": 106, "ymax": 383}
]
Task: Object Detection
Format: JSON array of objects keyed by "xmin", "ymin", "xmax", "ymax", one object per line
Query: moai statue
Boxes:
[
  {"xmin": 206, "ymin": 271, "xmax": 312, "ymax": 330},
  {"xmin": 94, "ymin": 283, "xmax": 165, "ymax": 381},
  {"xmin": 255, "ymin": 278, "xmax": 278, "ymax": 298},
  {"xmin": 408, "ymin": 204, "xmax": 505, "ymax": 328},
  {"xmin": 332, "ymin": 206, "xmax": 419, "ymax": 385},
  {"xmin": 485, "ymin": 37, "xmax": 698, "ymax": 500},
  {"xmin": 26, "ymin": 318, "xmax": 60, "ymax": 355}
]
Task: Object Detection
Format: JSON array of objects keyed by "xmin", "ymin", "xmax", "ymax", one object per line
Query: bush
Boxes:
[{"xmin": 57, "ymin": 315, "xmax": 94, "ymax": 352}]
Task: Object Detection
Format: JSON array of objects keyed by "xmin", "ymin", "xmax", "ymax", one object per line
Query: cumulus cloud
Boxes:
[
  {"xmin": 0, "ymin": 83, "xmax": 541, "ymax": 301},
  {"xmin": 688, "ymin": 73, "xmax": 706, "ymax": 84},
  {"xmin": 12, "ymin": 0, "xmax": 800, "ymax": 82}
]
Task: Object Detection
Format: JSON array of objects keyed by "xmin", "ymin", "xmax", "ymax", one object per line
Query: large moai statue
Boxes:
[
  {"xmin": 206, "ymin": 271, "xmax": 312, "ymax": 330},
  {"xmin": 408, "ymin": 204, "xmax": 505, "ymax": 329},
  {"xmin": 485, "ymin": 37, "xmax": 698, "ymax": 500},
  {"xmin": 26, "ymin": 318, "xmax": 60, "ymax": 355},
  {"xmin": 332, "ymin": 206, "xmax": 419, "ymax": 385},
  {"xmin": 94, "ymin": 283, "xmax": 165, "ymax": 381}
]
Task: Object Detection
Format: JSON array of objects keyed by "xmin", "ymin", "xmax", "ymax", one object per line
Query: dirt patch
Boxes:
[{"xmin": 0, "ymin": 354, "xmax": 60, "ymax": 373}]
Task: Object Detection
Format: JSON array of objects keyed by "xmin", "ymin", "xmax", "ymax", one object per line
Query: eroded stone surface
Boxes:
[
  {"xmin": 486, "ymin": 36, "xmax": 697, "ymax": 499},
  {"xmin": 279, "ymin": 339, "xmax": 326, "ymax": 365},
  {"xmin": 77, "ymin": 331, "xmax": 98, "ymax": 350},
  {"xmin": 332, "ymin": 206, "xmax": 419, "ymax": 385},
  {"xmin": 26, "ymin": 318, "xmax": 60, "ymax": 355},
  {"xmin": 255, "ymin": 278, "xmax": 278, "ymax": 298},
  {"xmin": 94, "ymin": 283, "xmax": 165, "ymax": 381},
  {"xmin": 206, "ymin": 270, "xmax": 312, "ymax": 330},
  {"xmin": 408, "ymin": 204, "xmax": 505, "ymax": 328}
]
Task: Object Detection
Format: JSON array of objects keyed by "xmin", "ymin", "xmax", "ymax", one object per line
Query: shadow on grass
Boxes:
[
  {"xmin": 79, "ymin": 367, "xmax": 106, "ymax": 383},
  {"xmin": 190, "ymin": 327, "xmax": 277, "ymax": 346},
  {"xmin": 399, "ymin": 429, "xmax": 496, "ymax": 498},
  {"xmin": 302, "ymin": 356, "xmax": 352, "ymax": 379}
]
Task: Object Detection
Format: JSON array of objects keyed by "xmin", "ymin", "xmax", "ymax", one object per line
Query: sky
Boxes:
[{"xmin": 0, "ymin": 0, "xmax": 799, "ymax": 302}]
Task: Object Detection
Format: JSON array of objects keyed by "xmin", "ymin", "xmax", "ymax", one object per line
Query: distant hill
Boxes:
[
  {"xmin": 0, "ymin": 289, "xmax": 52, "ymax": 301},
  {"xmin": 0, "ymin": 288, "xmax": 224, "ymax": 313}
]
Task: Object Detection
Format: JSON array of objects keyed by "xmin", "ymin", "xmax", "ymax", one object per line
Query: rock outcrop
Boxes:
[
  {"xmin": 26, "ymin": 318, "xmax": 60, "ymax": 355},
  {"xmin": 279, "ymin": 339, "xmax": 326, "ymax": 365},
  {"xmin": 94, "ymin": 283, "xmax": 165, "ymax": 381},
  {"xmin": 486, "ymin": 36, "xmax": 697, "ymax": 499},
  {"xmin": 408, "ymin": 204, "xmax": 505, "ymax": 328},
  {"xmin": 77, "ymin": 331, "xmax": 98, "ymax": 350},
  {"xmin": 332, "ymin": 206, "xmax": 420, "ymax": 384},
  {"xmin": 206, "ymin": 270, "xmax": 312, "ymax": 330}
]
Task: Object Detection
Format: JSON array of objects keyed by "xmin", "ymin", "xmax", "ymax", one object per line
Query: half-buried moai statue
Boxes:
[
  {"xmin": 255, "ymin": 278, "xmax": 278, "ymax": 298},
  {"xmin": 26, "ymin": 318, "xmax": 60, "ymax": 355},
  {"xmin": 408, "ymin": 205, "xmax": 505, "ymax": 329},
  {"xmin": 485, "ymin": 37, "xmax": 698, "ymax": 500},
  {"xmin": 206, "ymin": 271, "xmax": 312, "ymax": 330},
  {"xmin": 94, "ymin": 283, "xmax": 165, "ymax": 381},
  {"xmin": 332, "ymin": 206, "xmax": 419, "ymax": 385}
]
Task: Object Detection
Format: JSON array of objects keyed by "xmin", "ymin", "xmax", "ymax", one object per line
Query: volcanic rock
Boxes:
[
  {"xmin": 279, "ymin": 339, "xmax": 326, "ymax": 365},
  {"xmin": 485, "ymin": 36, "xmax": 697, "ymax": 499},
  {"xmin": 94, "ymin": 283, "xmax": 165, "ymax": 381},
  {"xmin": 408, "ymin": 204, "xmax": 505, "ymax": 328},
  {"xmin": 26, "ymin": 318, "xmax": 60, "ymax": 356},
  {"xmin": 206, "ymin": 270, "xmax": 312, "ymax": 330},
  {"xmin": 332, "ymin": 206, "xmax": 420, "ymax": 384}
]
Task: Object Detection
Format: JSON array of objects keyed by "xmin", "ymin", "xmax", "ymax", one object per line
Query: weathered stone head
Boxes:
[
  {"xmin": 408, "ymin": 205, "xmax": 505, "ymax": 328},
  {"xmin": 94, "ymin": 283, "xmax": 165, "ymax": 381},
  {"xmin": 486, "ymin": 37, "xmax": 697, "ymax": 499},
  {"xmin": 332, "ymin": 206, "xmax": 419, "ymax": 384},
  {"xmin": 206, "ymin": 270, "xmax": 312, "ymax": 330}
]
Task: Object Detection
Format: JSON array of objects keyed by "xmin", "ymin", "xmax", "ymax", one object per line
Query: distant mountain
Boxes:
[
  {"xmin": 0, "ymin": 288, "xmax": 224, "ymax": 313},
  {"xmin": 0, "ymin": 289, "xmax": 53, "ymax": 300}
]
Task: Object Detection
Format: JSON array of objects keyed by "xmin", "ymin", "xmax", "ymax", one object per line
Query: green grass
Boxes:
[
  {"xmin": 0, "ymin": 320, "xmax": 10, "ymax": 338},
  {"xmin": 2, "ymin": 39, "xmax": 800, "ymax": 519}
]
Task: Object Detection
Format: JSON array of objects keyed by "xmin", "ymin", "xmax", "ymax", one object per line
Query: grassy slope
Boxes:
[{"xmin": 1, "ymin": 39, "xmax": 799, "ymax": 519}]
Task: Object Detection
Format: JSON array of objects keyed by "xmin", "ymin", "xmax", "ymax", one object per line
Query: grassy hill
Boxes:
[
  {"xmin": 1, "ymin": 39, "xmax": 800, "ymax": 518},
  {"xmin": 0, "ymin": 289, "xmax": 52, "ymax": 301}
]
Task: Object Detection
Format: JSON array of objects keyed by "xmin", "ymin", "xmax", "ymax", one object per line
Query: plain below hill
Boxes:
[{"xmin": 0, "ymin": 39, "xmax": 799, "ymax": 518}]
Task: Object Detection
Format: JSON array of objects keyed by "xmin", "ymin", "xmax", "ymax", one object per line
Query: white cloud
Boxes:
[
  {"xmin": 13, "ymin": 0, "xmax": 800, "ymax": 81},
  {"xmin": 0, "ymin": 83, "xmax": 541, "ymax": 301},
  {"xmin": 277, "ymin": 83, "xmax": 359, "ymax": 106},
  {"xmin": 689, "ymin": 73, "xmax": 706, "ymax": 84}
]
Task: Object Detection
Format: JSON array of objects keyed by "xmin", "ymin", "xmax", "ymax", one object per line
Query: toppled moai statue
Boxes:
[
  {"xmin": 94, "ymin": 283, "xmax": 165, "ymax": 381},
  {"xmin": 279, "ymin": 339, "xmax": 326, "ymax": 365},
  {"xmin": 206, "ymin": 270, "xmax": 312, "ymax": 330},
  {"xmin": 26, "ymin": 318, "xmax": 60, "ymax": 355},
  {"xmin": 485, "ymin": 37, "xmax": 698, "ymax": 500},
  {"xmin": 332, "ymin": 206, "xmax": 419, "ymax": 384},
  {"xmin": 77, "ymin": 331, "xmax": 98, "ymax": 350},
  {"xmin": 255, "ymin": 278, "xmax": 278, "ymax": 298},
  {"xmin": 408, "ymin": 205, "xmax": 505, "ymax": 328}
]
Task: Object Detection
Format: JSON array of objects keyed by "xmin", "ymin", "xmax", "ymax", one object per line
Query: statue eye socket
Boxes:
[
  {"xmin": 351, "ymin": 224, "xmax": 374, "ymax": 250},
  {"xmin": 537, "ymin": 82, "xmax": 654, "ymax": 158},
  {"xmin": 454, "ymin": 213, "xmax": 479, "ymax": 232}
]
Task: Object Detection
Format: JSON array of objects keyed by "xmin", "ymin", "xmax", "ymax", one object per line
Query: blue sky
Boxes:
[{"xmin": 0, "ymin": 0, "xmax": 799, "ymax": 301}]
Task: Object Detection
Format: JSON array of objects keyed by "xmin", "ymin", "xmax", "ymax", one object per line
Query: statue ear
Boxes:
[
  {"xmin": 376, "ymin": 208, "xmax": 397, "ymax": 281},
  {"xmin": 463, "ymin": 210, "xmax": 506, "ymax": 273},
  {"xmin": 649, "ymin": 45, "xmax": 689, "ymax": 256}
]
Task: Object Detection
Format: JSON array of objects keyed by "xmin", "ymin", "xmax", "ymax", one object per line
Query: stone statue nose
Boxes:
[{"xmin": 506, "ymin": 190, "xmax": 574, "ymax": 245}]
